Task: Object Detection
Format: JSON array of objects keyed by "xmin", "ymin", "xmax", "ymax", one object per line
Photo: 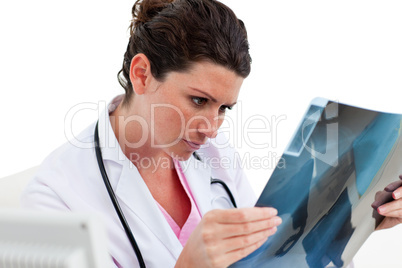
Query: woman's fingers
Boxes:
[
  {"xmin": 374, "ymin": 177, "xmax": 402, "ymax": 212},
  {"xmin": 384, "ymin": 180, "xmax": 402, "ymax": 192},
  {"xmin": 202, "ymin": 208, "xmax": 281, "ymax": 241},
  {"xmin": 374, "ymin": 176, "xmax": 402, "ymax": 231},
  {"xmin": 223, "ymin": 236, "xmax": 269, "ymax": 265},
  {"xmin": 210, "ymin": 207, "xmax": 278, "ymax": 224},
  {"xmin": 203, "ymin": 236, "xmax": 269, "ymax": 268},
  {"xmin": 220, "ymin": 226, "xmax": 278, "ymax": 253},
  {"xmin": 199, "ymin": 208, "xmax": 281, "ymax": 262},
  {"xmin": 378, "ymin": 198, "xmax": 402, "ymax": 217},
  {"xmin": 221, "ymin": 216, "xmax": 282, "ymax": 237},
  {"xmin": 392, "ymin": 186, "xmax": 402, "ymax": 200},
  {"xmin": 372, "ymin": 190, "xmax": 392, "ymax": 210},
  {"xmin": 177, "ymin": 207, "xmax": 282, "ymax": 268}
]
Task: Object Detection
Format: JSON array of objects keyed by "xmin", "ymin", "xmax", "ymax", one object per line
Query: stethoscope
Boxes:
[{"xmin": 94, "ymin": 122, "xmax": 237, "ymax": 268}]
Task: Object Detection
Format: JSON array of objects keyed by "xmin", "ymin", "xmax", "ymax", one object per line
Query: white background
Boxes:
[{"xmin": 1, "ymin": 1, "xmax": 402, "ymax": 267}]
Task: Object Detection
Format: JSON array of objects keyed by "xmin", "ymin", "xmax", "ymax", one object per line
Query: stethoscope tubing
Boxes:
[{"xmin": 95, "ymin": 122, "xmax": 146, "ymax": 268}]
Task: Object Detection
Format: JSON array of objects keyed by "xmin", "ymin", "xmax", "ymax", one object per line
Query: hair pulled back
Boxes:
[{"xmin": 118, "ymin": 0, "xmax": 252, "ymax": 105}]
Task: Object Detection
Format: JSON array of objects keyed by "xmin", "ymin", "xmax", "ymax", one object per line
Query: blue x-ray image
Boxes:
[{"xmin": 231, "ymin": 98, "xmax": 402, "ymax": 268}]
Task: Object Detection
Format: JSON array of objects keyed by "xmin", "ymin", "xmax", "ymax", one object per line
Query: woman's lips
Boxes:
[{"xmin": 183, "ymin": 139, "xmax": 202, "ymax": 150}]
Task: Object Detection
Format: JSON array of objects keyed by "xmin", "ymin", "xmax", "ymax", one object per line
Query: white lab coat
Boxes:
[{"xmin": 21, "ymin": 95, "xmax": 257, "ymax": 268}]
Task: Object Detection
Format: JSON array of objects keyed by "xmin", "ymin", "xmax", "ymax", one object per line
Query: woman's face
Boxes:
[{"xmin": 138, "ymin": 61, "xmax": 244, "ymax": 160}]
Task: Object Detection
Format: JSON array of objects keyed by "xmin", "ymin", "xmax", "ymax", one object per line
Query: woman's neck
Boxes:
[{"xmin": 109, "ymin": 101, "xmax": 175, "ymax": 174}]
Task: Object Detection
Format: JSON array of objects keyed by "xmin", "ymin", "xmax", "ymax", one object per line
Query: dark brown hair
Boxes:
[{"xmin": 118, "ymin": 0, "xmax": 252, "ymax": 105}]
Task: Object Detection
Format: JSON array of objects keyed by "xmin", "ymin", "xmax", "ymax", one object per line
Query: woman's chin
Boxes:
[{"xmin": 170, "ymin": 151, "xmax": 193, "ymax": 162}]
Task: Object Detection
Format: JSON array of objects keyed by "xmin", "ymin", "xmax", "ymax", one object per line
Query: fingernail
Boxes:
[
  {"xmin": 393, "ymin": 191, "xmax": 400, "ymax": 199},
  {"xmin": 378, "ymin": 206, "xmax": 386, "ymax": 214},
  {"xmin": 268, "ymin": 208, "xmax": 278, "ymax": 216},
  {"xmin": 274, "ymin": 217, "xmax": 282, "ymax": 225}
]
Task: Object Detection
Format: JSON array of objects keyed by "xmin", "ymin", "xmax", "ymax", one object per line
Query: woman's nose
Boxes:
[{"xmin": 197, "ymin": 114, "xmax": 221, "ymax": 139}]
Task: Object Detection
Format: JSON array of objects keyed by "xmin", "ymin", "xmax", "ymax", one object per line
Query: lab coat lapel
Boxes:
[
  {"xmin": 115, "ymin": 161, "xmax": 183, "ymax": 259},
  {"xmin": 179, "ymin": 155, "xmax": 212, "ymax": 216}
]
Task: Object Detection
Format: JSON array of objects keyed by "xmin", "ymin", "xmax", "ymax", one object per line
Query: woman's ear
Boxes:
[{"xmin": 129, "ymin": 53, "xmax": 153, "ymax": 95}]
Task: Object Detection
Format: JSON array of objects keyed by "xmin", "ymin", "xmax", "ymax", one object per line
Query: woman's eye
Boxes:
[
  {"xmin": 219, "ymin": 105, "xmax": 233, "ymax": 113},
  {"xmin": 192, "ymin": 97, "xmax": 208, "ymax": 106}
]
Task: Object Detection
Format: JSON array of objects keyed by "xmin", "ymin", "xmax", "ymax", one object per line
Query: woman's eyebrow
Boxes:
[{"xmin": 189, "ymin": 87, "xmax": 237, "ymax": 106}]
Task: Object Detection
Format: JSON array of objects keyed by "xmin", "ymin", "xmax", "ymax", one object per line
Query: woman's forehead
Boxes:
[{"xmin": 166, "ymin": 62, "xmax": 244, "ymax": 101}]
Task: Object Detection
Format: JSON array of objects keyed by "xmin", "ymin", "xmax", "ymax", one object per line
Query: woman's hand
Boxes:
[
  {"xmin": 376, "ymin": 175, "xmax": 402, "ymax": 230},
  {"xmin": 175, "ymin": 207, "xmax": 281, "ymax": 268}
]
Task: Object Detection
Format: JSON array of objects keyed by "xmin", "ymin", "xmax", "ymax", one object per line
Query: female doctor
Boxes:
[
  {"xmin": 21, "ymin": 0, "xmax": 402, "ymax": 267},
  {"xmin": 22, "ymin": 0, "xmax": 282, "ymax": 267}
]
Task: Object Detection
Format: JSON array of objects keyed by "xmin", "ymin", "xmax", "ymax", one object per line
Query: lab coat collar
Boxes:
[
  {"xmin": 97, "ymin": 95, "xmax": 126, "ymax": 163},
  {"xmin": 178, "ymin": 154, "xmax": 212, "ymax": 216}
]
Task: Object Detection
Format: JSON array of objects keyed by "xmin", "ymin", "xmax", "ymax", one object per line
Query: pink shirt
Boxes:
[{"xmin": 156, "ymin": 159, "xmax": 202, "ymax": 247}]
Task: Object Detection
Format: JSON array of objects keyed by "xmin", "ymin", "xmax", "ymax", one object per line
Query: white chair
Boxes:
[{"xmin": 0, "ymin": 166, "xmax": 39, "ymax": 208}]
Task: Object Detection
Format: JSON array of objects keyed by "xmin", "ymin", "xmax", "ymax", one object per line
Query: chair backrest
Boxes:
[{"xmin": 0, "ymin": 167, "xmax": 39, "ymax": 208}]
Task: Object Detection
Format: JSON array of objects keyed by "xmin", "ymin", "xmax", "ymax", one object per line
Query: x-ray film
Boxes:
[{"xmin": 231, "ymin": 98, "xmax": 402, "ymax": 268}]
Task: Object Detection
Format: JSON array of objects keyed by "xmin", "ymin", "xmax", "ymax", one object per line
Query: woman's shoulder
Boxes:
[
  {"xmin": 42, "ymin": 122, "xmax": 96, "ymax": 170},
  {"xmin": 21, "ymin": 121, "xmax": 105, "ymax": 210},
  {"xmin": 22, "ymin": 121, "xmax": 95, "ymax": 193}
]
